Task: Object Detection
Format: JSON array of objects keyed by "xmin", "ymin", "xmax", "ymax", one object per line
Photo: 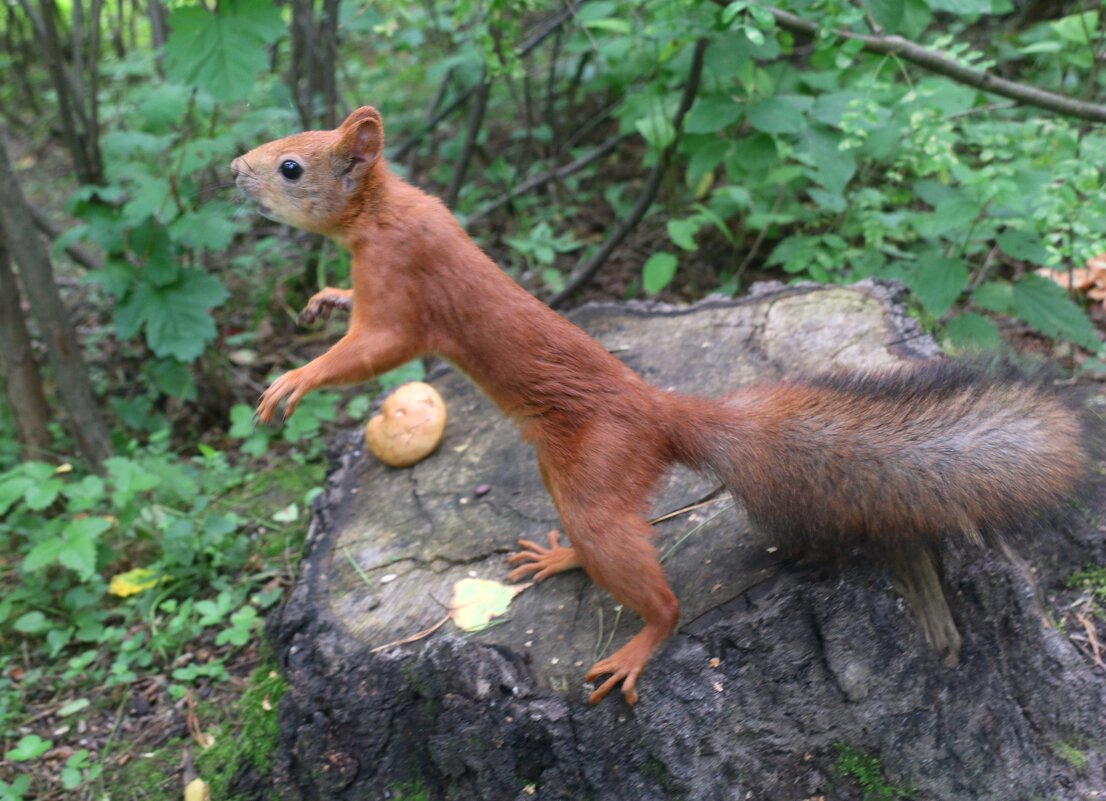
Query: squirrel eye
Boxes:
[{"xmin": 279, "ymin": 160, "xmax": 303, "ymax": 180}]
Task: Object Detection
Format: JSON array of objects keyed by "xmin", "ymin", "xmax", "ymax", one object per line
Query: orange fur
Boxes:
[{"xmin": 232, "ymin": 107, "xmax": 1090, "ymax": 706}]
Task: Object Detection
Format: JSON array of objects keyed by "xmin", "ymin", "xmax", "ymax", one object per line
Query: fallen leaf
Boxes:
[
  {"xmin": 184, "ymin": 778, "xmax": 210, "ymax": 801},
  {"xmin": 449, "ymin": 578, "xmax": 529, "ymax": 632},
  {"xmin": 108, "ymin": 568, "xmax": 163, "ymax": 598},
  {"xmin": 1036, "ymin": 267, "xmax": 1094, "ymax": 291}
]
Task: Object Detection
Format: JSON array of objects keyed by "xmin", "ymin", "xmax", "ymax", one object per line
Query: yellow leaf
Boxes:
[
  {"xmin": 108, "ymin": 568, "xmax": 163, "ymax": 598},
  {"xmin": 184, "ymin": 778, "xmax": 210, "ymax": 801},
  {"xmin": 54, "ymin": 463, "xmax": 74, "ymax": 475},
  {"xmin": 449, "ymin": 578, "xmax": 528, "ymax": 632}
]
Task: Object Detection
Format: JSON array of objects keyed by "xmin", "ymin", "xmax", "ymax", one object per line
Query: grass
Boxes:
[{"xmin": 833, "ymin": 744, "xmax": 913, "ymax": 801}]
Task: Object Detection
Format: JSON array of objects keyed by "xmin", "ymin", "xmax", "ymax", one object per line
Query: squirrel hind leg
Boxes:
[{"xmin": 888, "ymin": 547, "xmax": 962, "ymax": 666}]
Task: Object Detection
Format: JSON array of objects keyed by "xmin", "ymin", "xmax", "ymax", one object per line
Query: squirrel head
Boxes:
[{"xmin": 231, "ymin": 106, "xmax": 385, "ymax": 236}]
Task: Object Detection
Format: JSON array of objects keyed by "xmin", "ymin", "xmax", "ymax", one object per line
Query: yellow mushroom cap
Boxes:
[{"xmin": 364, "ymin": 382, "xmax": 447, "ymax": 468}]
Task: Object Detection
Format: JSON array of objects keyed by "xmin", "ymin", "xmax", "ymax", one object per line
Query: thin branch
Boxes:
[
  {"xmin": 389, "ymin": 3, "xmax": 587, "ymax": 163},
  {"xmin": 26, "ymin": 202, "xmax": 103, "ymax": 271},
  {"xmin": 445, "ymin": 71, "xmax": 491, "ymax": 209},
  {"xmin": 766, "ymin": 5, "xmax": 1106, "ymax": 123},
  {"xmin": 549, "ymin": 38, "xmax": 710, "ymax": 309},
  {"xmin": 735, "ymin": 186, "xmax": 784, "ymax": 282},
  {"xmin": 467, "ymin": 133, "xmax": 627, "ymax": 225},
  {"xmin": 390, "ymin": 85, "xmax": 476, "ymax": 163}
]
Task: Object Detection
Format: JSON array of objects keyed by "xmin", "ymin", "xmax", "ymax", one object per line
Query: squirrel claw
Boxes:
[
  {"xmin": 299, "ymin": 291, "xmax": 352, "ymax": 326},
  {"xmin": 585, "ymin": 656, "xmax": 641, "ymax": 706},
  {"xmin": 257, "ymin": 368, "xmax": 309, "ymax": 423}
]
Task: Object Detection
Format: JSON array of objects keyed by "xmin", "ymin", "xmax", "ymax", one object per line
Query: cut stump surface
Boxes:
[{"xmin": 269, "ymin": 281, "xmax": 1106, "ymax": 801}]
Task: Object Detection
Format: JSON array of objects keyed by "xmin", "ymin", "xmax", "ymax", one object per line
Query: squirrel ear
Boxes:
[
  {"xmin": 338, "ymin": 106, "xmax": 381, "ymax": 131},
  {"xmin": 336, "ymin": 107, "xmax": 384, "ymax": 174}
]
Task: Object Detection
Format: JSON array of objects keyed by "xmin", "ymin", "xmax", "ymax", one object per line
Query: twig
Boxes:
[
  {"xmin": 764, "ymin": 5, "xmax": 1106, "ymax": 123},
  {"xmin": 659, "ymin": 501, "xmax": 734, "ymax": 564},
  {"xmin": 369, "ymin": 614, "xmax": 450, "ymax": 653},
  {"xmin": 408, "ymin": 68, "xmax": 454, "ymax": 172},
  {"xmin": 548, "ymin": 38, "xmax": 710, "ymax": 308},
  {"xmin": 26, "ymin": 203, "xmax": 102, "ymax": 271},
  {"xmin": 390, "ymin": 87, "xmax": 476, "ymax": 164},
  {"xmin": 389, "ymin": 3, "xmax": 587, "ymax": 163},
  {"xmin": 467, "ymin": 134, "xmax": 627, "ymax": 225},
  {"xmin": 445, "ymin": 71, "xmax": 491, "ymax": 209},
  {"xmin": 735, "ymin": 186, "xmax": 784, "ymax": 281},
  {"xmin": 647, "ymin": 486, "xmax": 725, "ymax": 526}
]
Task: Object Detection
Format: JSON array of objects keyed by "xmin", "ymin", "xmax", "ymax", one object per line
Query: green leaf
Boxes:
[
  {"xmin": 635, "ymin": 114, "xmax": 676, "ymax": 150},
  {"xmin": 24, "ymin": 479, "xmax": 63, "ymax": 511},
  {"xmin": 6, "ymin": 734, "xmax": 52, "ymax": 761},
  {"xmin": 799, "ymin": 126, "xmax": 856, "ymax": 195},
  {"xmin": 105, "ymin": 456, "xmax": 161, "ymax": 508},
  {"xmin": 746, "ymin": 95, "xmax": 812, "ymax": 135},
  {"xmin": 862, "ymin": 0, "xmax": 903, "ymax": 32},
  {"xmin": 685, "ymin": 137, "xmax": 730, "ymax": 186},
  {"xmin": 684, "ymin": 95, "xmax": 743, "ymax": 135},
  {"xmin": 0, "ymin": 476, "xmax": 34, "ymax": 516},
  {"xmin": 12, "ymin": 611, "xmax": 49, "ymax": 635},
  {"xmin": 89, "ymin": 259, "xmax": 138, "ymax": 299},
  {"xmin": 642, "ymin": 252, "xmax": 678, "ymax": 295},
  {"xmin": 972, "ymin": 281, "xmax": 1014, "ymax": 314},
  {"xmin": 1012, "ymin": 274, "xmax": 1101, "ymax": 350},
  {"xmin": 944, "ymin": 312, "xmax": 1003, "ymax": 352},
  {"xmin": 582, "ymin": 17, "xmax": 631, "ymax": 34},
  {"xmin": 898, "ymin": 254, "xmax": 969, "ymax": 317},
  {"xmin": 58, "ymin": 698, "xmax": 91, "ymax": 717},
  {"xmin": 139, "ymin": 84, "xmax": 194, "ymax": 131},
  {"xmin": 128, "ymin": 218, "xmax": 178, "ymax": 287},
  {"xmin": 378, "ymin": 360, "xmax": 426, "ymax": 389},
  {"xmin": 116, "ymin": 268, "xmax": 229, "ymax": 362},
  {"xmin": 170, "ymin": 202, "xmax": 240, "ymax": 252},
  {"xmin": 150, "ymin": 358, "xmax": 196, "ymax": 400},
  {"xmin": 926, "ymin": 0, "xmax": 994, "ymax": 13},
  {"xmin": 164, "ymin": 0, "xmax": 285, "ymax": 101},
  {"xmin": 228, "ymin": 404, "xmax": 257, "ymax": 438},
  {"xmin": 23, "ymin": 537, "xmax": 67, "ymax": 574},
  {"xmin": 997, "ymin": 229, "xmax": 1050, "ymax": 266},
  {"xmin": 60, "ymin": 517, "xmax": 110, "ymax": 581},
  {"xmin": 667, "ymin": 218, "xmax": 701, "ymax": 251},
  {"xmin": 1052, "ymin": 11, "xmax": 1098, "ymax": 45},
  {"xmin": 932, "ymin": 196, "xmax": 982, "ymax": 233}
]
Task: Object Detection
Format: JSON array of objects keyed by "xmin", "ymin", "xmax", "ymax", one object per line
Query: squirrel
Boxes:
[{"xmin": 232, "ymin": 106, "xmax": 1091, "ymax": 706}]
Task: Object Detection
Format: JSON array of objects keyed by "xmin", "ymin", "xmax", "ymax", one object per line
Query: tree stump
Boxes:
[{"xmin": 267, "ymin": 280, "xmax": 1106, "ymax": 801}]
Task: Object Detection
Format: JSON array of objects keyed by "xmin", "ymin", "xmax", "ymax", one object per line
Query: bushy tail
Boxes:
[{"xmin": 663, "ymin": 360, "xmax": 1092, "ymax": 557}]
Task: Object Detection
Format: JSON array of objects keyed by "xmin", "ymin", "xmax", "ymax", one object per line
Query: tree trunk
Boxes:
[
  {"xmin": 146, "ymin": 0, "xmax": 167, "ymax": 62},
  {"xmin": 289, "ymin": 0, "xmax": 342, "ymax": 129},
  {"xmin": 0, "ymin": 233, "xmax": 52, "ymax": 460},
  {"xmin": 18, "ymin": 0, "xmax": 103, "ymax": 184},
  {"xmin": 0, "ymin": 138, "xmax": 111, "ymax": 467}
]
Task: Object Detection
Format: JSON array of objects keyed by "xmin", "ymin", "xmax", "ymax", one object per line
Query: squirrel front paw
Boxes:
[
  {"xmin": 256, "ymin": 368, "xmax": 311, "ymax": 423},
  {"xmin": 506, "ymin": 529, "xmax": 579, "ymax": 582},
  {"xmin": 299, "ymin": 288, "xmax": 353, "ymax": 325}
]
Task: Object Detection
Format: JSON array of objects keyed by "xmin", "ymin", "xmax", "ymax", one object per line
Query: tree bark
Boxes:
[
  {"xmin": 0, "ymin": 233, "xmax": 52, "ymax": 460},
  {"xmin": 18, "ymin": 0, "xmax": 104, "ymax": 184},
  {"xmin": 146, "ymin": 0, "xmax": 167, "ymax": 58},
  {"xmin": 0, "ymin": 138, "xmax": 111, "ymax": 467}
]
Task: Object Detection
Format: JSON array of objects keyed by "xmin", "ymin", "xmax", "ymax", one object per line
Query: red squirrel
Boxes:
[{"xmin": 231, "ymin": 106, "xmax": 1090, "ymax": 706}]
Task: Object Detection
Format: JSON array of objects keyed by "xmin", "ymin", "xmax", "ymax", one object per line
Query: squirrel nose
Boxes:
[{"xmin": 231, "ymin": 157, "xmax": 244, "ymax": 179}]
